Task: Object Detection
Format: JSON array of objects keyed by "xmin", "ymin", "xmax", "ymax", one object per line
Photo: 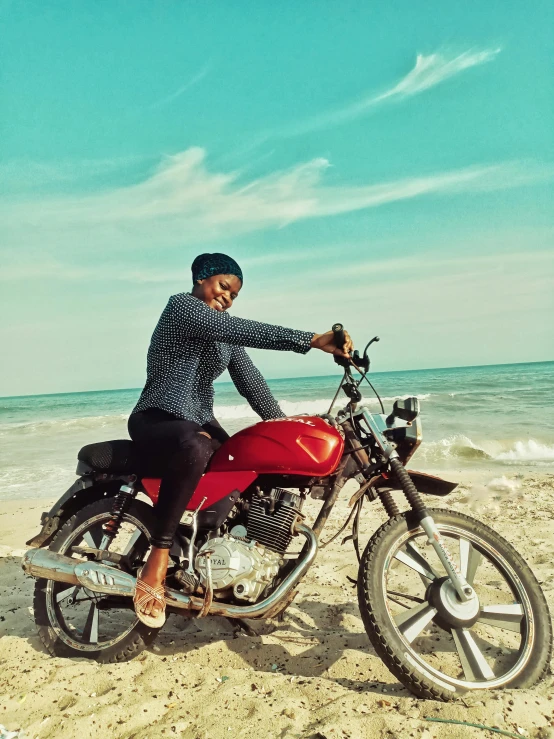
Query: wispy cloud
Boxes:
[
  {"xmin": 5, "ymin": 233, "xmax": 553, "ymax": 290},
  {"xmin": 374, "ymin": 48, "xmax": 501, "ymax": 101},
  {"xmin": 147, "ymin": 63, "xmax": 211, "ymax": 110},
  {"xmin": 1, "ymin": 148, "xmax": 551, "ymax": 282},
  {"xmin": 267, "ymin": 48, "xmax": 501, "ymax": 139},
  {"xmin": 0, "ymin": 155, "xmax": 146, "ymax": 193}
]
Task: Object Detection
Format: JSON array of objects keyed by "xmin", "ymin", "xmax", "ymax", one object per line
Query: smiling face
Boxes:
[{"xmin": 192, "ymin": 273, "xmax": 242, "ymax": 312}]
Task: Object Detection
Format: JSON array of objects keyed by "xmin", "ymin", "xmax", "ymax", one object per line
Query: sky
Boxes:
[{"xmin": 1, "ymin": 0, "xmax": 553, "ymax": 396}]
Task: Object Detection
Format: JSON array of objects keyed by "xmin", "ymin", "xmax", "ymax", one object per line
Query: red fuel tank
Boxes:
[{"xmin": 209, "ymin": 416, "xmax": 344, "ymax": 477}]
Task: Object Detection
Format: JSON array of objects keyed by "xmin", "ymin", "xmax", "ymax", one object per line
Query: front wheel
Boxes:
[
  {"xmin": 33, "ymin": 497, "xmax": 159, "ymax": 662},
  {"xmin": 357, "ymin": 508, "xmax": 552, "ymax": 700}
]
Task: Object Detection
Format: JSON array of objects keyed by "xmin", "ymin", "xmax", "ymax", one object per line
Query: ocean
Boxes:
[{"xmin": 1, "ymin": 361, "xmax": 553, "ymax": 502}]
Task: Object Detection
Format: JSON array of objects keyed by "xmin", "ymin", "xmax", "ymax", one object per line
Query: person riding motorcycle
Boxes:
[
  {"xmin": 25, "ymin": 253, "xmax": 552, "ymax": 696},
  {"xmin": 128, "ymin": 252, "xmax": 353, "ymax": 626}
]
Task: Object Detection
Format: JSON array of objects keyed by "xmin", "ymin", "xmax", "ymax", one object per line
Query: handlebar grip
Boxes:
[
  {"xmin": 331, "ymin": 322, "xmax": 350, "ymax": 367},
  {"xmin": 332, "ymin": 322, "xmax": 345, "ymax": 350}
]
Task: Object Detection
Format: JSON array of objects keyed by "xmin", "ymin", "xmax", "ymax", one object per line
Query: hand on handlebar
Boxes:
[{"xmin": 310, "ymin": 329, "xmax": 353, "ymax": 360}]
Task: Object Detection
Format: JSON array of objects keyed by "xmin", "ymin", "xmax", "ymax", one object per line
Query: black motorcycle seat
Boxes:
[
  {"xmin": 77, "ymin": 438, "xmax": 217, "ymax": 477},
  {"xmin": 78, "ymin": 440, "xmax": 144, "ymax": 475}
]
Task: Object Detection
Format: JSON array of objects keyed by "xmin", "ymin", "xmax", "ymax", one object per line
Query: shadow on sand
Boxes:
[
  {"xmin": 5, "ymin": 552, "xmax": 404, "ymax": 694},
  {"xmin": 154, "ymin": 595, "xmax": 407, "ymax": 695}
]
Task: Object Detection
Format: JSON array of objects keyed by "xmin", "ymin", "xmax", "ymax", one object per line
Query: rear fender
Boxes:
[{"xmin": 25, "ymin": 475, "xmax": 130, "ymax": 548}]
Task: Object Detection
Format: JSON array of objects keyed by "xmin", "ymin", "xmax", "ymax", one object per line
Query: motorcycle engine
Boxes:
[
  {"xmin": 195, "ymin": 488, "xmax": 303, "ymax": 603},
  {"xmin": 195, "ymin": 536, "xmax": 283, "ymax": 603}
]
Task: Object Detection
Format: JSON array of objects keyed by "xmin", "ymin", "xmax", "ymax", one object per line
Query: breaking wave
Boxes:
[
  {"xmin": 416, "ymin": 435, "xmax": 492, "ymax": 463},
  {"xmin": 416, "ymin": 436, "xmax": 554, "ymax": 466},
  {"xmin": 0, "ymin": 394, "xmax": 433, "ymax": 435},
  {"xmin": 0, "ymin": 414, "xmax": 129, "ymax": 437},
  {"xmin": 0, "ymin": 395, "xmax": 433, "ymax": 433},
  {"xmin": 495, "ymin": 440, "xmax": 554, "ymax": 462},
  {"xmin": 215, "ymin": 394, "xmax": 431, "ymax": 419}
]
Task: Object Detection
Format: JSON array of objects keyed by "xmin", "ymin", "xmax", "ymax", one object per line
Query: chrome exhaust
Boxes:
[
  {"xmin": 22, "ymin": 549, "xmax": 81, "ymax": 585},
  {"xmin": 22, "ymin": 523, "xmax": 319, "ymax": 620},
  {"xmin": 22, "ymin": 549, "xmax": 137, "ymax": 593}
]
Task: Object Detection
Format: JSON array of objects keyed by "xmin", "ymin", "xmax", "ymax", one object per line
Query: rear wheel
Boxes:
[
  {"xmin": 33, "ymin": 497, "xmax": 160, "ymax": 662},
  {"xmin": 357, "ymin": 509, "xmax": 552, "ymax": 700}
]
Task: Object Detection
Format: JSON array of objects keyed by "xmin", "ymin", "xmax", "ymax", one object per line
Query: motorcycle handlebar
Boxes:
[
  {"xmin": 332, "ymin": 322, "xmax": 346, "ymax": 350},
  {"xmin": 331, "ymin": 323, "xmax": 351, "ymax": 368}
]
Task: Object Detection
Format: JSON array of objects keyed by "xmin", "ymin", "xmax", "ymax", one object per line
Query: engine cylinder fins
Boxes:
[
  {"xmin": 247, "ymin": 489, "xmax": 303, "ymax": 554},
  {"xmin": 272, "ymin": 488, "xmax": 304, "ymax": 510}
]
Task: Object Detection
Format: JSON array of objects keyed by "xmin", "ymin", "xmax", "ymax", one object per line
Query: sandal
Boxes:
[{"xmin": 133, "ymin": 568, "xmax": 166, "ymax": 628}]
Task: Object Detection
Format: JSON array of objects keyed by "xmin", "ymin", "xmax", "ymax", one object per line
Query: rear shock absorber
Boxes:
[{"xmin": 102, "ymin": 482, "xmax": 137, "ymax": 543}]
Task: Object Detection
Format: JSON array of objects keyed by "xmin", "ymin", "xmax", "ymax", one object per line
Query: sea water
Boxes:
[{"xmin": 1, "ymin": 361, "xmax": 553, "ymax": 501}]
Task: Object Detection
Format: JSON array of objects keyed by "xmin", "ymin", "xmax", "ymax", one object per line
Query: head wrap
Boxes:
[{"xmin": 191, "ymin": 253, "xmax": 243, "ymax": 285}]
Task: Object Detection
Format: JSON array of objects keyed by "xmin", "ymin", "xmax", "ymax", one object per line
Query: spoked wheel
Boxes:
[
  {"xmin": 358, "ymin": 508, "xmax": 552, "ymax": 700},
  {"xmin": 34, "ymin": 498, "xmax": 159, "ymax": 662}
]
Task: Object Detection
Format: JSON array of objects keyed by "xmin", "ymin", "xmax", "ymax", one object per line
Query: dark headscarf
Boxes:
[{"xmin": 191, "ymin": 253, "xmax": 243, "ymax": 285}]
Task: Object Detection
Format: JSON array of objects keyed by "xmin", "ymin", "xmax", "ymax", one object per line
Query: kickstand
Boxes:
[{"xmin": 228, "ymin": 618, "xmax": 258, "ymax": 638}]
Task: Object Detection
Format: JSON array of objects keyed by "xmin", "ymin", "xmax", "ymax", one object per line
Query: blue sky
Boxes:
[{"xmin": 1, "ymin": 0, "xmax": 553, "ymax": 395}]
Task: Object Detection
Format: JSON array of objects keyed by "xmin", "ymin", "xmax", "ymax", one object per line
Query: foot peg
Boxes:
[{"xmin": 174, "ymin": 569, "xmax": 200, "ymax": 593}]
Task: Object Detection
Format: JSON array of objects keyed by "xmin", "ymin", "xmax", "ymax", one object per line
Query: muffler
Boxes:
[
  {"xmin": 22, "ymin": 549, "xmax": 82, "ymax": 586},
  {"xmin": 22, "ymin": 549, "xmax": 136, "ymax": 593},
  {"xmin": 22, "ymin": 523, "xmax": 318, "ymax": 620}
]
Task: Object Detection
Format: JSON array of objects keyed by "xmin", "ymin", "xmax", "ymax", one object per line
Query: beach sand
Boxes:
[{"xmin": 1, "ymin": 472, "xmax": 553, "ymax": 739}]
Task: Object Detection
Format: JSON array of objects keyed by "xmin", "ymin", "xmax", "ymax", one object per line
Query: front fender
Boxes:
[
  {"xmin": 368, "ymin": 469, "xmax": 458, "ymax": 498},
  {"xmin": 405, "ymin": 469, "xmax": 458, "ymax": 496}
]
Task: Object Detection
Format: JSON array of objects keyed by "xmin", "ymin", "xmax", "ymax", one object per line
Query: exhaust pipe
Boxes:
[
  {"xmin": 22, "ymin": 549, "xmax": 137, "ymax": 593},
  {"xmin": 22, "ymin": 549, "xmax": 81, "ymax": 585},
  {"xmin": 22, "ymin": 523, "xmax": 318, "ymax": 620}
]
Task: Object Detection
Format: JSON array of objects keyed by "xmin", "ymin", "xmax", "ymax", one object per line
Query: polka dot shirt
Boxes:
[{"xmin": 133, "ymin": 292, "xmax": 315, "ymax": 425}]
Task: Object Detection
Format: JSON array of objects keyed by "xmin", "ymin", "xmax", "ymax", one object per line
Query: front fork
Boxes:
[
  {"xmin": 360, "ymin": 411, "xmax": 475, "ymax": 603},
  {"xmin": 387, "ymin": 457, "xmax": 475, "ymax": 602}
]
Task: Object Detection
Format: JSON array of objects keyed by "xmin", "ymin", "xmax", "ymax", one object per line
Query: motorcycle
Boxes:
[{"xmin": 22, "ymin": 326, "xmax": 552, "ymax": 700}]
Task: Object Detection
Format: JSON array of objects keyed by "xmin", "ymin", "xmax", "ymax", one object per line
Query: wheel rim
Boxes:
[
  {"xmin": 45, "ymin": 512, "xmax": 151, "ymax": 652},
  {"xmin": 381, "ymin": 521, "xmax": 535, "ymax": 690}
]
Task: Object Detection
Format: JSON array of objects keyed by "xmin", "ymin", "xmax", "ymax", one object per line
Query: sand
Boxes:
[{"xmin": 1, "ymin": 472, "xmax": 553, "ymax": 739}]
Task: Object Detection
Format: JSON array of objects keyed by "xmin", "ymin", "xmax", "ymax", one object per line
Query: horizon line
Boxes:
[{"xmin": 1, "ymin": 357, "xmax": 552, "ymax": 400}]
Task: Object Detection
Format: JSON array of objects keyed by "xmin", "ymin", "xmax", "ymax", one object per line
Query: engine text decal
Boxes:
[{"xmin": 265, "ymin": 418, "xmax": 317, "ymax": 427}]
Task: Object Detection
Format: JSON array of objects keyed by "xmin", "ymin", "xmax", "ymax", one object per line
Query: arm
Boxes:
[
  {"xmin": 228, "ymin": 346, "xmax": 286, "ymax": 420},
  {"xmin": 169, "ymin": 293, "xmax": 314, "ymax": 354}
]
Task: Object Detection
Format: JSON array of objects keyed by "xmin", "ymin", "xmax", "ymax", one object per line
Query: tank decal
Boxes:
[{"xmin": 296, "ymin": 435, "xmax": 329, "ymax": 462}]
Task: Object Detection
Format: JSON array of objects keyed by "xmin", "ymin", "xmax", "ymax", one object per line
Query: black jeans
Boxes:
[{"xmin": 128, "ymin": 409, "xmax": 229, "ymax": 549}]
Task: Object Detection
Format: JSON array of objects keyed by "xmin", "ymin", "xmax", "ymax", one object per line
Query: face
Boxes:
[{"xmin": 193, "ymin": 273, "xmax": 242, "ymax": 312}]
